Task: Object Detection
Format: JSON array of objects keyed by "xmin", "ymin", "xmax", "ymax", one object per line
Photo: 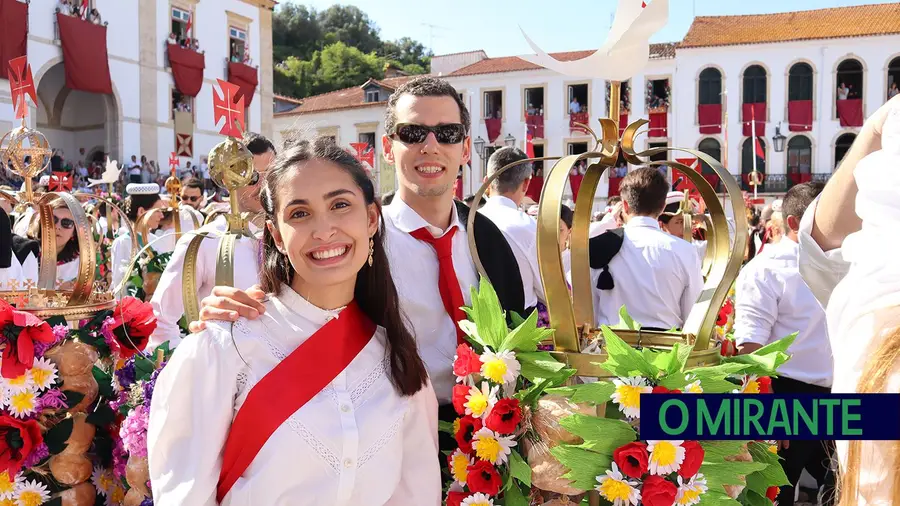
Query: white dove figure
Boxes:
[
  {"xmin": 519, "ymin": 0, "xmax": 669, "ymax": 81},
  {"xmin": 88, "ymin": 157, "xmax": 122, "ymax": 187}
]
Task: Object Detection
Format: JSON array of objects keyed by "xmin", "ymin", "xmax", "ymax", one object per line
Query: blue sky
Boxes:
[{"xmin": 289, "ymin": 0, "xmax": 897, "ymax": 57}]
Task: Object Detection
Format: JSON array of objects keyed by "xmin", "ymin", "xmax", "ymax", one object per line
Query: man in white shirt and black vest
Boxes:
[
  {"xmin": 479, "ymin": 147, "xmax": 545, "ymax": 313},
  {"xmin": 734, "ymin": 182, "xmax": 835, "ymax": 506},
  {"xmin": 589, "ymin": 167, "xmax": 702, "ymax": 329}
]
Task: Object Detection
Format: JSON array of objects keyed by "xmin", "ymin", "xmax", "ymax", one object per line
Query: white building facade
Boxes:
[
  {"xmin": 0, "ymin": 0, "xmax": 275, "ymax": 169},
  {"xmin": 273, "ymin": 4, "xmax": 900, "ymax": 202}
]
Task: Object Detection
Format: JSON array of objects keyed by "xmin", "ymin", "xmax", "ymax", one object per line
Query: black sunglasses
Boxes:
[
  {"xmin": 182, "ymin": 194, "xmax": 202, "ymax": 202},
  {"xmin": 392, "ymin": 123, "xmax": 466, "ymax": 145},
  {"xmin": 53, "ymin": 216, "xmax": 75, "ymax": 229}
]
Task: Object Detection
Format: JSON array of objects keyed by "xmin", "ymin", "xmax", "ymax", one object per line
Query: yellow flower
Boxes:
[
  {"xmin": 464, "ymin": 382, "xmax": 498, "ymax": 419},
  {"xmin": 27, "ymin": 358, "xmax": 57, "ymax": 392},
  {"xmin": 740, "ymin": 375, "xmax": 761, "ymax": 394},
  {"xmin": 449, "ymin": 449, "xmax": 472, "ymax": 485},
  {"xmin": 7, "ymin": 391, "xmax": 36, "ymax": 418},
  {"xmin": 2, "ymin": 373, "xmax": 32, "ymax": 395},
  {"xmin": 684, "ymin": 380, "xmax": 703, "ymax": 394},
  {"xmin": 676, "ymin": 474, "xmax": 708, "ymax": 506},
  {"xmin": 14, "ymin": 480, "xmax": 49, "ymax": 506},
  {"xmin": 595, "ymin": 463, "xmax": 640, "ymax": 506},
  {"xmin": 647, "ymin": 440, "xmax": 686, "ymax": 476},
  {"xmin": 0, "ymin": 471, "xmax": 19, "ymax": 499},
  {"xmin": 768, "ymin": 444, "xmax": 779, "ymax": 455},
  {"xmin": 452, "ymin": 418, "xmax": 461, "ymax": 436},
  {"xmin": 611, "ymin": 377, "xmax": 652, "ymax": 419},
  {"xmin": 0, "ymin": 499, "xmax": 15, "ymax": 506},
  {"xmin": 471, "ymin": 427, "xmax": 516, "ymax": 465},
  {"xmin": 461, "ymin": 493, "xmax": 494, "ymax": 506}
]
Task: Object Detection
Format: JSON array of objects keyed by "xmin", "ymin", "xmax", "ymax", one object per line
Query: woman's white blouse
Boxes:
[{"xmin": 147, "ymin": 286, "xmax": 441, "ymax": 506}]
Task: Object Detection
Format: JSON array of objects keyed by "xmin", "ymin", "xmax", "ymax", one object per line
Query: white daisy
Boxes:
[
  {"xmin": 684, "ymin": 380, "xmax": 703, "ymax": 394},
  {"xmin": 0, "ymin": 471, "xmax": 22, "ymax": 500},
  {"xmin": 91, "ymin": 466, "xmax": 115, "ymax": 497},
  {"xmin": 448, "ymin": 449, "xmax": 473, "ymax": 486},
  {"xmin": 611, "ymin": 376, "xmax": 652, "ymax": 419},
  {"xmin": 1, "ymin": 373, "xmax": 33, "ymax": 396},
  {"xmin": 27, "ymin": 358, "xmax": 57, "ymax": 392},
  {"xmin": 595, "ymin": 462, "xmax": 641, "ymax": 506},
  {"xmin": 479, "ymin": 349, "xmax": 520, "ymax": 386},
  {"xmin": 739, "ymin": 374, "xmax": 763, "ymax": 394},
  {"xmin": 460, "ymin": 493, "xmax": 495, "ymax": 506},
  {"xmin": 6, "ymin": 391, "xmax": 36, "ymax": 419},
  {"xmin": 464, "ymin": 382, "xmax": 499, "ymax": 419},
  {"xmin": 675, "ymin": 473, "xmax": 709, "ymax": 505},
  {"xmin": 647, "ymin": 440, "xmax": 686, "ymax": 476},
  {"xmin": 471, "ymin": 427, "xmax": 517, "ymax": 465},
  {"xmin": 14, "ymin": 479, "xmax": 50, "ymax": 506}
]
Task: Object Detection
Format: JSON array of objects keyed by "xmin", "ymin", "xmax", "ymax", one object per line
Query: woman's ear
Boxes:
[
  {"xmin": 266, "ymin": 220, "xmax": 286, "ymax": 254},
  {"xmin": 366, "ymin": 203, "xmax": 379, "ymax": 237}
]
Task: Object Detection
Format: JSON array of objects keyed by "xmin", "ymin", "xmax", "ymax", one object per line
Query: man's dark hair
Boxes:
[
  {"xmin": 619, "ymin": 167, "xmax": 669, "ymax": 216},
  {"xmin": 607, "ymin": 196, "xmax": 622, "ymax": 206},
  {"xmin": 384, "ymin": 76, "xmax": 470, "ymax": 135},
  {"xmin": 182, "ymin": 177, "xmax": 204, "ymax": 191},
  {"xmin": 487, "ymin": 147, "xmax": 532, "ymax": 194},
  {"xmin": 381, "ymin": 190, "xmax": 395, "ymax": 206},
  {"xmin": 244, "ymin": 132, "xmax": 276, "ymax": 156},
  {"xmin": 560, "ymin": 204, "xmax": 574, "ymax": 229},
  {"xmin": 464, "ymin": 194, "xmax": 486, "ymax": 208},
  {"xmin": 782, "ymin": 181, "xmax": 825, "ymax": 224}
]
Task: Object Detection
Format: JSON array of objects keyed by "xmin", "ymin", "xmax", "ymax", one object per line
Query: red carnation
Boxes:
[
  {"xmin": 717, "ymin": 299, "xmax": 734, "ymax": 326},
  {"xmin": 452, "ymin": 384, "xmax": 470, "ymax": 416},
  {"xmin": 758, "ymin": 376, "xmax": 772, "ymax": 394},
  {"xmin": 766, "ymin": 486, "xmax": 779, "ymax": 502},
  {"xmin": 484, "ymin": 398, "xmax": 521, "ymax": 434},
  {"xmin": 467, "ymin": 460, "xmax": 502, "ymax": 496},
  {"xmin": 678, "ymin": 441, "xmax": 705, "ymax": 479},
  {"xmin": 720, "ymin": 340, "xmax": 736, "ymax": 357},
  {"xmin": 613, "ymin": 441, "xmax": 649, "ymax": 479},
  {"xmin": 641, "ymin": 475, "xmax": 678, "ymax": 506},
  {"xmin": 0, "ymin": 301, "xmax": 55, "ymax": 379},
  {"xmin": 446, "ymin": 490, "xmax": 468, "ymax": 506},
  {"xmin": 0, "ymin": 415, "xmax": 43, "ymax": 475},
  {"xmin": 106, "ymin": 296, "xmax": 157, "ymax": 359},
  {"xmin": 652, "ymin": 386, "xmax": 681, "ymax": 394},
  {"xmin": 454, "ymin": 415, "xmax": 482, "ymax": 454},
  {"xmin": 453, "ymin": 344, "xmax": 481, "ymax": 377}
]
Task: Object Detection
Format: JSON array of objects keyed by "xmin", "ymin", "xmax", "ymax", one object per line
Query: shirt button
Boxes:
[
  {"xmin": 344, "ymin": 458, "xmax": 353, "ymax": 468},
  {"xmin": 340, "ymin": 404, "xmax": 351, "ymax": 413}
]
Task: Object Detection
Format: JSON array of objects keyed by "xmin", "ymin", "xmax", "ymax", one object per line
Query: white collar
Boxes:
[
  {"xmin": 486, "ymin": 195, "xmax": 519, "ymax": 210},
  {"xmin": 275, "ymin": 284, "xmax": 347, "ymax": 326},
  {"xmin": 385, "ymin": 196, "xmax": 461, "ymax": 238},
  {"xmin": 625, "ymin": 216, "xmax": 661, "ymax": 230}
]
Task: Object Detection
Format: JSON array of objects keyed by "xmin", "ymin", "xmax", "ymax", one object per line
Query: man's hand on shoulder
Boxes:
[{"xmin": 187, "ymin": 285, "xmax": 267, "ymax": 333}]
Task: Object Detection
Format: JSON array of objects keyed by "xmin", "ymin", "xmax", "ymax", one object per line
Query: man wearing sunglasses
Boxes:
[
  {"xmin": 188, "ymin": 77, "xmax": 525, "ymax": 452},
  {"xmin": 179, "ymin": 177, "xmax": 205, "ymax": 212},
  {"xmin": 148, "ymin": 133, "xmax": 275, "ymax": 349}
]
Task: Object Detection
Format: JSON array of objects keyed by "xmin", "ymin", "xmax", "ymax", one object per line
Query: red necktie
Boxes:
[{"xmin": 410, "ymin": 226, "xmax": 467, "ymax": 345}]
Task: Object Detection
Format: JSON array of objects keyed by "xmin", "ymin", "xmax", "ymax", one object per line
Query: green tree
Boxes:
[
  {"xmin": 316, "ymin": 5, "xmax": 382, "ymax": 54},
  {"xmin": 312, "ymin": 42, "xmax": 383, "ymax": 95},
  {"xmin": 272, "ymin": 4, "xmax": 321, "ymax": 62},
  {"xmin": 381, "ymin": 37, "xmax": 431, "ymax": 66}
]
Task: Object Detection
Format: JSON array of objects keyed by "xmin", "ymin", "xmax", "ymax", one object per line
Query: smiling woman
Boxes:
[{"xmin": 147, "ymin": 136, "xmax": 440, "ymax": 505}]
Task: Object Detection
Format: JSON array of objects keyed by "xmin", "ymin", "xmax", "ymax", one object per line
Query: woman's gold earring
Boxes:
[{"xmin": 368, "ymin": 238, "xmax": 374, "ymax": 267}]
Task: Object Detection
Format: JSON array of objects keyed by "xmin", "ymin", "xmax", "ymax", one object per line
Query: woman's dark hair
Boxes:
[
  {"xmin": 258, "ymin": 136, "xmax": 428, "ymax": 397},
  {"xmin": 27, "ymin": 203, "xmax": 80, "ymax": 264},
  {"xmin": 559, "ymin": 204, "xmax": 574, "ymax": 229},
  {"xmin": 124, "ymin": 194, "xmax": 161, "ymax": 222}
]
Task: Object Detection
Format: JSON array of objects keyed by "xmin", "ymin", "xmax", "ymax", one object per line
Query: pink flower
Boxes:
[
  {"xmin": 119, "ymin": 405, "xmax": 150, "ymax": 458},
  {"xmin": 38, "ymin": 389, "xmax": 68, "ymax": 410}
]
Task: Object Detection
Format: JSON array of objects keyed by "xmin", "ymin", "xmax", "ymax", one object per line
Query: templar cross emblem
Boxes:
[
  {"xmin": 213, "ymin": 79, "xmax": 245, "ymax": 138},
  {"xmin": 8, "ymin": 56, "xmax": 37, "ymax": 120}
]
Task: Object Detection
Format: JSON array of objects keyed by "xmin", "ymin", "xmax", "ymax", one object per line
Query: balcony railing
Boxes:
[{"xmin": 738, "ymin": 173, "xmax": 833, "ymax": 193}]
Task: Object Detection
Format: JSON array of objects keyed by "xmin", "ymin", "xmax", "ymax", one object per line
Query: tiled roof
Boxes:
[
  {"xmin": 273, "ymin": 94, "xmax": 303, "ymax": 105},
  {"xmin": 274, "ymin": 75, "xmax": 419, "ymax": 116},
  {"xmin": 680, "ymin": 3, "xmax": 900, "ymax": 48},
  {"xmin": 447, "ymin": 43, "xmax": 676, "ymax": 77}
]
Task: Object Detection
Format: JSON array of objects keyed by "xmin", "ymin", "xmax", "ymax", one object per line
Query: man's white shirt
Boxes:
[
  {"xmin": 590, "ymin": 216, "xmax": 702, "ymax": 329},
  {"xmin": 478, "ymin": 196, "xmax": 544, "ymax": 309}
]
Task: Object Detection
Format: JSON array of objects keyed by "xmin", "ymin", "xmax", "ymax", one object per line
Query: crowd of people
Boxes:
[
  {"xmin": 1, "ymin": 73, "xmax": 897, "ymax": 505},
  {"xmin": 57, "ymin": 0, "xmax": 103, "ymax": 24}
]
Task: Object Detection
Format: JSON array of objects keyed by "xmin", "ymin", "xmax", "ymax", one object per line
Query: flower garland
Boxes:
[
  {"xmin": 0, "ymin": 295, "xmax": 156, "ymax": 505},
  {"xmin": 548, "ymin": 328, "xmax": 795, "ymax": 506},
  {"xmin": 445, "ymin": 280, "xmax": 573, "ymax": 506}
]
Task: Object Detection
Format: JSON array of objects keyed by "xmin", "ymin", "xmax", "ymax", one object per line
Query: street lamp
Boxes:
[
  {"xmin": 504, "ymin": 134, "xmax": 516, "ymax": 147},
  {"xmin": 772, "ymin": 122, "xmax": 787, "ymax": 153},
  {"xmin": 473, "ymin": 136, "xmax": 486, "ymax": 158}
]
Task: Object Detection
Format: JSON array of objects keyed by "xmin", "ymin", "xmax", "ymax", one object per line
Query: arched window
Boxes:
[
  {"xmin": 742, "ymin": 65, "xmax": 767, "ymax": 104},
  {"xmin": 698, "ymin": 138, "xmax": 721, "ymax": 175},
  {"xmin": 787, "ymin": 136, "xmax": 812, "ymax": 186},
  {"xmin": 888, "ymin": 56, "xmax": 900, "ymax": 100},
  {"xmin": 742, "ymin": 137, "xmax": 766, "ymax": 190},
  {"xmin": 836, "ymin": 59, "xmax": 863, "ymax": 101},
  {"xmin": 699, "ymin": 68, "xmax": 722, "ymax": 105},
  {"xmin": 788, "ymin": 62, "xmax": 813, "ymax": 101},
  {"xmin": 835, "ymin": 133, "xmax": 856, "ymax": 168}
]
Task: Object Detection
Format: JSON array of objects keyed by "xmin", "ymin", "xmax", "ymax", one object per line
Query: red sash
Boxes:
[{"xmin": 216, "ymin": 301, "xmax": 376, "ymax": 502}]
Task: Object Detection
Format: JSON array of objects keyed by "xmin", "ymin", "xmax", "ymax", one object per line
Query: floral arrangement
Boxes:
[
  {"xmin": 444, "ymin": 280, "xmax": 574, "ymax": 506},
  {"xmin": 646, "ymin": 79, "xmax": 672, "ymax": 113},
  {"xmin": 125, "ymin": 251, "xmax": 173, "ymax": 301},
  {"xmin": 547, "ymin": 328, "xmax": 794, "ymax": 506},
  {"xmin": 715, "ymin": 287, "xmax": 737, "ymax": 357},
  {"xmin": 0, "ymin": 295, "xmax": 156, "ymax": 505}
]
